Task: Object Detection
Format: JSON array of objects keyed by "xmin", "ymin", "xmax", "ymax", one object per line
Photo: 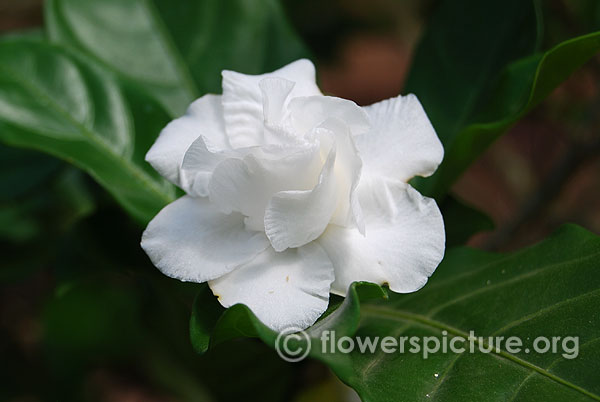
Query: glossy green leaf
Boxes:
[
  {"xmin": 193, "ymin": 225, "xmax": 600, "ymax": 401},
  {"xmin": 405, "ymin": 0, "xmax": 540, "ymax": 155},
  {"xmin": 45, "ymin": 0, "xmax": 310, "ymax": 117},
  {"xmin": 0, "ymin": 39, "xmax": 175, "ymax": 224},
  {"xmin": 420, "ymin": 31, "xmax": 600, "ymax": 198},
  {"xmin": 412, "ymin": 29, "xmax": 600, "ymax": 198}
]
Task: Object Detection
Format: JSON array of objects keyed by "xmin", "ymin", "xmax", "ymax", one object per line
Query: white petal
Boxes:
[
  {"xmin": 264, "ymin": 144, "xmax": 337, "ymax": 251},
  {"xmin": 319, "ymin": 118, "xmax": 364, "ymax": 232},
  {"xmin": 263, "ymin": 119, "xmax": 364, "ymax": 251},
  {"xmin": 357, "ymin": 94, "xmax": 444, "ymax": 182},
  {"xmin": 209, "ymin": 242, "xmax": 334, "ymax": 332},
  {"xmin": 141, "ymin": 196, "xmax": 269, "ymax": 282},
  {"xmin": 289, "ymin": 96, "xmax": 371, "ymax": 137},
  {"xmin": 145, "ymin": 94, "xmax": 229, "ymax": 186},
  {"xmin": 222, "ymin": 59, "xmax": 321, "ymax": 148},
  {"xmin": 259, "ymin": 77, "xmax": 295, "ymax": 126},
  {"xmin": 181, "ymin": 136, "xmax": 242, "ymax": 197},
  {"xmin": 208, "ymin": 144, "xmax": 322, "ymax": 230},
  {"xmin": 318, "ymin": 177, "xmax": 445, "ymax": 296}
]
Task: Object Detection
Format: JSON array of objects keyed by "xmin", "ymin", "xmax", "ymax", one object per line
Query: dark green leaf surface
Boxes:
[
  {"xmin": 440, "ymin": 196, "xmax": 494, "ymax": 247},
  {"xmin": 325, "ymin": 225, "xmax": 600, "ymax": 401},
  {"xmin": 406, "ymin": 0, "xmax": 600, "ymax": 198},
  {"xmin": 405, "ymin": 0, "xmax": 539, "ymax": 144},
  {"xmin": 414, "ymin": 31, "xmax": 600, "ymax": 198},
  {"xmin": 45, "ymin": 0, "xmax": 310, "ymax": 117},
  {"xmin": 193, "ymin": 225, "xmax": 600, "ymax": 401},
  {"xmin": 0, "ymin": 39, "xmax": 175, "ymax": 223}
]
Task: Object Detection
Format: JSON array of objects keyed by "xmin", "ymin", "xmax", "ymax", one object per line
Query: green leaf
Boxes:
[
  {"xmin": 0, "ymin": 39, "xmax": 175, "ymax": 224},
  {"xmin": 45, "ymin": 0, "xmax": 310, "ymax": 117},
  {"xmin": 0, "ymin": 145, "xmax": 60, "ymax": 201},
  {"xmin": 412, "ymin": 30, "xmax": 600, "ymax": 198},
  {"xmin": 405, "ymin": 0, "xmax": 540, "ymax": 158},
  {"xmin": 195, "ymin": 225, "xmax": 600, "ymax": 401}
]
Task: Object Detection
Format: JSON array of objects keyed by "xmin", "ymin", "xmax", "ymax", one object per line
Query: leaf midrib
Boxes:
[{"xmin": 361, "ymin": 306, "xmax": 600, "ymax": 401}]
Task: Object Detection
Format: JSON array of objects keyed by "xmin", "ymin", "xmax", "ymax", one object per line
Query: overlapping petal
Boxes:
[
  {"xmin": 264, "ymin": 142, "xmax": 337, "ymax": 251},
  {"xmin": 209, "ymin": 242, "xmax": 334, "ymax": 332},
  {"xmin": 288, "ymin": 96, "xmax": 370, "ymax": 137},
  {"xmin": 222, "ymin": 59, "xmax": 321, "ymax": 148},
  {"xmin": 141, "ymin": 196, "xmax": 269, "ymax": 282},
  {"xmin": 145, "ymin": 94, "xmax": 228, "ymax": 187},
  {"xmin": 357, "ymin": 94, "xmax": 444, "ymax": 182},
  {"xmin": 318, "ymin": 177, "xmax": 445, "ymax": 296},
  {"xmin": 208, "ymin": 144, "xmax": 323, "ymax": 230}
]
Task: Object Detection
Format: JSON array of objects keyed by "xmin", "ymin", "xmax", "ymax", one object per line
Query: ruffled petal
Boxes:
[
  {"xmin": 264, "ymin": 118, "xmax": 365, "ymax": 251},
  {"xmin": 222, "ymin": 59, "xmax": 321, "ymax": 148},
  {"xmin": 180, "ymin": 136, "xmax": 245, "ymax": 197},
  {"xmin": 145, "ymin": 95, "xmax": 228, "ymax": 186},
  {"xmin": 209, "ymin": 242, "xmax": 334, "ymax": 332},
  {"xmin": 141, "ymin": 196, "xmax": 269, "ymax": 282},
  {"xmin": 289, "ymin": 96, "xmax": 370, "ymax": 137},
  {"xmin": 319, "ymin": 118, "xmax": 364, "ymax": 232},
  {"xmin": 357, "ymin": 94, "xmax": 443, "ymax": 182},
  {"xmin": 208, "ymin": 144, "xmax": 322, "ymax": 230},
  {"xmin": 318, "ymin": 177, "xmax": 445, "ymax": 296},
  {"xmin": 264, "ymin": 143, "xmax": 337, "ymax": 251}
]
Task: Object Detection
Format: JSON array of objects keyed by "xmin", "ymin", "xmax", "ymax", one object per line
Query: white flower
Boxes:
[{"xmin": 141, "ymin": 59, "xmax": 445, "ymax": 332}]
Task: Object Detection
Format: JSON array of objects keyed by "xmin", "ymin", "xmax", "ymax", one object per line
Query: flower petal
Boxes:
[
  {"xmin": 181, "ymin": 136, "xmax": 243, "ymax": 197},
  {"xmin": 208, "ymin": 144, "xmax": 322, "ymax": 230},
  {"xmin": 264, "ymin": 142, "xmax": 337, "ymax": 251},
  {"xmin": 357, "ymin": 94, "xmax": 443, "ymax": 182},
  {"xmin": 259, "ymin": 77, "xmax": 295, "ymax": 127},
  {"xmin": 264, "ymin": 118, "xmax": 365, "ymax": 251},
  {"xmin": 222, "ymin": 59, "xmax": 321, "ymax": 148},
  {"xmin": 318, "ymin": 177, "xmax": 445, "ymax": 296},
  {"xmin": 319, "ymin": 118, "xmax": 364, "ymax": 233},
  {"xmin": 145, "ymin": 94, "xmax": 228, "ymax": 186},
  {"xmin": 209, "ymin": 242, "xmax": 334, "ymax": 332},
  {"xmin": 141, "ymin": 195, "xmax": 269, "ymax": 282},
  {"xmin": 289, "ymin": 96, "xmax": 370, "ymax": 137}
]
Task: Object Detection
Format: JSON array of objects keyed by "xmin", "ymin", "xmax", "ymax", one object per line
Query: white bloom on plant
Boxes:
[{"xmin": 141, "ymin": 59, "xmax": 445, "ymax": 332}]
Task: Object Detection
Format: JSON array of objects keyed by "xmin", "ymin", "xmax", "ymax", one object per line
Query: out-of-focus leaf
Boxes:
[
  {"xmin": 45, "ymin": 0, "xmax": 197, "ymax": 117},
  {"xmin": 405, "ymin": 0, "xmax": 540, "ymax": 158},
  {"xmin": 414, "ymin": 31, "xmax": 600, "ymax": 198},
  {"xmin": 152, "ymin": 0, "xmax": 310, "ymax": 93},
  {"xmin": 0, "ymin": 148, "xmax": 94, "ymax": 244},
  {"xmin": 0, "ymin": 39, "xmax": 175, "ymax": 224},
  {"xmin": 0, "ymin": 145, "xmax": 60, "ymax": 201},
  {"xmin": 195, "ymin": 225, "xmax": 600, "ymax": 401},
  {"xmin": 45, "ymin": 0, "xmax": 310, "ymax": 117},
  {"xmin": 190, "ymin": 284, "xmax": 224, "ymax": 354},
  {"xmin": 441, "ymin": 196, "xmax": 494, "ymax": 247},
  {"xmin": 44, "ymin": 281, "xmax": 143, "ymax": 357}
]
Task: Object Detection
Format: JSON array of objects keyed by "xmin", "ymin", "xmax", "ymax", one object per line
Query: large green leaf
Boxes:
[
  {"xmin": 0, "ymin": 39, "xmax": 175, "ymax": 223},
  {"xmin": 404, "ymin": 0, "xmax": 538, "ymax": 197},
  {"xmin": 405, "ymin": 0, "xmax": 600, "ymax": 198},
  {"xmin": 414, "ymin": 31, "xmax": 600, "ymax": 198},
  {"xmin": 405, "ymin": 0, "xmax": 540, "ymax": 139},
  {"xmin": 193, "ymin": 225, "xmax": 600, "ymax": 401},
  {"xmin": 45, "ymin": 0, "xmax": 310, "ymax": 117}
]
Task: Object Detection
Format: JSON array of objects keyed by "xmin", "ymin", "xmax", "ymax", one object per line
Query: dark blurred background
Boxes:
[{"xmin": 1, "ymin": 0, "xmax": 599, "ymax": 401}]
